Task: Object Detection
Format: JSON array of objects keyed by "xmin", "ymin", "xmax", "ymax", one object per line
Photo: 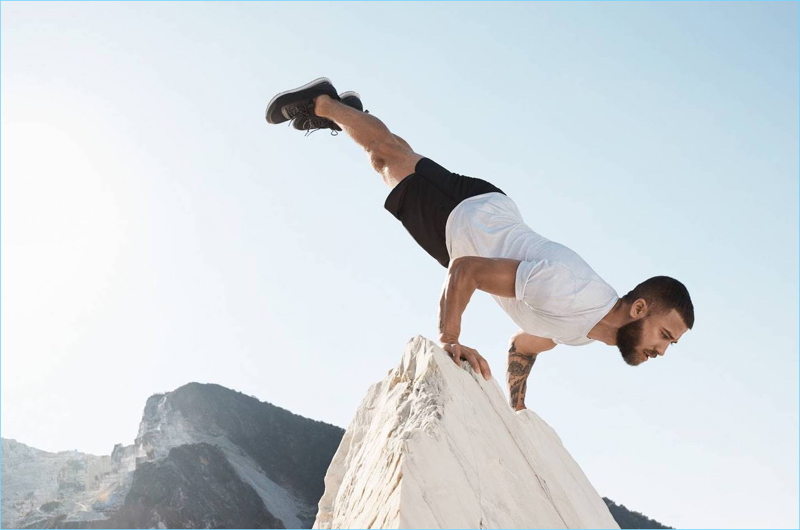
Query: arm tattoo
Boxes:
[{"xmin": 507, "ymin": 340, "xmax": 537, "ymax": 410}]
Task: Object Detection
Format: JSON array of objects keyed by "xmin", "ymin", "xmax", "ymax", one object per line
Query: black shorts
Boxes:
[{"xmin": 383, "ymin": 158, "xmax": 506, "ymax": 268}]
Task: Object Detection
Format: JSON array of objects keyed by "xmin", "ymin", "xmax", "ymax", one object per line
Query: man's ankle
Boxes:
[{"xmin": 314, "ymin": 94, "xmax": 335, "ymax": 117}]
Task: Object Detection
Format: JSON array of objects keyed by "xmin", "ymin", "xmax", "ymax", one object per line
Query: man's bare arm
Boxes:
[
  {"xmin": 438, "ymin": 256, "xmax": 519, "ymax": 340},
  {"xmin": 507, "ymin": 332, "xmax": 557, "ymax": 411},
  {"xmin": 438, "ymin": 256, "xmax": 521, "ymax": 380}
]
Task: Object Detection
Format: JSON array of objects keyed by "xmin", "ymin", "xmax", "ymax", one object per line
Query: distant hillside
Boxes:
[
  {"xmin": 604, "ymin": 498, "xmax": 673, "ymax": 529},
  {"xmin": 2, "ymin": 383, "xmax": 344, "ymax": 529}
]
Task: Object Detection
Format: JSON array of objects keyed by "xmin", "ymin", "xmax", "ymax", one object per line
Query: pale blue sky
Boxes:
[{"xmin": 1, "ymin": 2, "xmax": 797, "ymax": 528}]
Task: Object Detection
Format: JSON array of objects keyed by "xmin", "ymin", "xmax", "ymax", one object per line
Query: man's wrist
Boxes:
[{"xmin": 439, "ymin": 334, "xmax": 459, "ymax": 345}]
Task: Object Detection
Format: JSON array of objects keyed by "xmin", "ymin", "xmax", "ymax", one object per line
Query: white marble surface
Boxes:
[{"xmin": 314, "ymin": 336, "xmax": 620, "ymax": 530}]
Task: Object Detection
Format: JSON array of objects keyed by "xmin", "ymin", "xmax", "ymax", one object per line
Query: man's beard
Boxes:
[{"xmin": 617, "ymin": 318, "xmax": 645, "ymax": 366}]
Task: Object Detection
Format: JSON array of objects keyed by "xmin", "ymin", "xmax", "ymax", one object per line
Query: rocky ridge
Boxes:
[{"xmin": 1, "ymin": 383, "xmax": 343, "ymax": 529}]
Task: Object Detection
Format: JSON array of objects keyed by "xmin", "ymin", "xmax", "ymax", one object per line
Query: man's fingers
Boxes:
[
  {"xmin": 469, "ymin": 353, "xmax": 492, "ymax": 381},
  {"xmin": 447, "ymin": 344, "xmax": 462, "ymax": 365},
  {"xmin": 442, "ymin": 343, "xmax": 492, "ymax": 381},
  {"xmin": 466, "ymin": 354, "xmax": 482, "ymax": 378},
  {"xmin": 478, "ymin": 356, "xmax": 492, "ymax": 381},
  {"xmin": 463, "ymin": 349, "xmax": 492, "ymax": 381},
  {"xmin": 453, "ymin": 345, "xmax": 473, "ymax": 371}
]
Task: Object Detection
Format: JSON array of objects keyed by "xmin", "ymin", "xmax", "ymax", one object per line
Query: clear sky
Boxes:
[{"xmin": 1, "ymin": 2, "xmax": 797, "ymax": 528}]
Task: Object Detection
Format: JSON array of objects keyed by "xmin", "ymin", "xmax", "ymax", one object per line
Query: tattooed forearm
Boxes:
[{"xmin": 507, "ymin": 340, "xmax": 537, "ymax": 410}]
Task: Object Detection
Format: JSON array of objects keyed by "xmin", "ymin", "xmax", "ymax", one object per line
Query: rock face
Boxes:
[
  {"xmin": 314, "ymin": 336, "xmax": 619, "ymax": 530},
  {"xmin": 113, "ymin": 443, "xmax": 283, "ymax": 529},
  {"xmin": 2, "ymin": 383, "xmax": 344, "ymax": 529},
  {"xmin": 1, "ymin": 439, "xmax": 124, "ymax": 528}
]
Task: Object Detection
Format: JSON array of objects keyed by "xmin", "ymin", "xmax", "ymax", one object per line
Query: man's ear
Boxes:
[{"xmin": 630, "ymin": 298, "xmax": 649, "ymax": 318}]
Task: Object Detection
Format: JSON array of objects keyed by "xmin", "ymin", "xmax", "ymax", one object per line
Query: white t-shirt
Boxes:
[{"xmin": 445, "ymin": 193, "xmax": 619, "ymax": 346}]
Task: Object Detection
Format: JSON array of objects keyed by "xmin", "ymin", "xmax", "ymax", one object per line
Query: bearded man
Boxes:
[{"xmin": 266, "ymin": 78, "xmax": 695, "ymax": 410}]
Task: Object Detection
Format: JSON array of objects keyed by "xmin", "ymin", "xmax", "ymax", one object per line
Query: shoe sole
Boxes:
[{"xmin": 265, "ymin": 77, "xmax": 338, "ymax": 125}]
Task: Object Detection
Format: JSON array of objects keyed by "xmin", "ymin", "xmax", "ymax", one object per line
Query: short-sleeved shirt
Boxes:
[{"xmin": 445, "ymin": 192, "xmax": 619, "ymax": 346}]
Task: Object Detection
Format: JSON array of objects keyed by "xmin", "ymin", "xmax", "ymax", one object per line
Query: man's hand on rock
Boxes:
[{"xmin": 440, "ymin": 342, "xmax": 492, "ymax": 381}]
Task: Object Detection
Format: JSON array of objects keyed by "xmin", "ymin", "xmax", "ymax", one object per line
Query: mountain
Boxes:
[
  {"xmin": 2, "ymin": 349, "xmax": 673, "ymax": 529},
  {"xmin": 603, "ymin": 498, "xmax": 674, "ymax": 529},
  {"xmin": 1, "ymin": 383, "xmax": 344, "ymax": 529},
  {"xmin": 314, "ymin": 335, "xmax": 619, "ymax": 529}
]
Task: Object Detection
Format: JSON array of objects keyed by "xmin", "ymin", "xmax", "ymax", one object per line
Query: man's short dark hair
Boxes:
[{"xmin": 621, "ymin": 276, "xmax": 695, "ymax": 329}]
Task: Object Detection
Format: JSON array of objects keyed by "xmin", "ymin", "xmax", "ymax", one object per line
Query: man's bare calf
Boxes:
[{"xmin": 314, "ymin": 94, "xmax": 422, "ymax": 188}]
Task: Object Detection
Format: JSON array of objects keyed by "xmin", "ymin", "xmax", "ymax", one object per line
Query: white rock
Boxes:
[{"xmin": 314, "ymin": 336, "xmax": 620, "ymax": 530}]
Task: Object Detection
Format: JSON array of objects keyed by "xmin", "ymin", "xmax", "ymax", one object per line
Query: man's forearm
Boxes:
[
  {"xmin": 508, "ymin": 341, "xmax": 537, "ymax": 410},
  {"xmin": 438, "ymin": 259, "xmax": 479, "ymax": 343}
]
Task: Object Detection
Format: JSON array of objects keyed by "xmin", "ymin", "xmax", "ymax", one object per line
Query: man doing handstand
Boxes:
[{"xmin": 266, "ymin": 78, "xmax": 695, "ymax": 411}]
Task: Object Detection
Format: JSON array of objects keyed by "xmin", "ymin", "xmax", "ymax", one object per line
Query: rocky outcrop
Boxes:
[
  {"xmin": 113, "ymin": 443, "xmax": 283, "ymax": 529},
  {"xmin": 1, "ymin": 438, "xmax": 127, "ymax": 529},
  {"xmin": 314, "ymin": 336, "xmax": 619, "ymax": 529},
  {"xmin": 2, "ymin": 384, "xmax": 344, "ymax": 529}
]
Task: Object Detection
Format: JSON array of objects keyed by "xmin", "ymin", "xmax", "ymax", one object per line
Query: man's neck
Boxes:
[{"xmin": 588, "ymin": 299, "xmax": 629, "ymax": 345}]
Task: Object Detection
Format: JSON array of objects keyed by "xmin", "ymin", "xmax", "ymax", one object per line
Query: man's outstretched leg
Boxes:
[
  {"xmin": 265, "ymin": 77, "xmax": 423, "ymax": 189},
  {"xmin": 265, "ymin": 77, "xmax": 502, "ymax": 269},
  {"xmin": 313, "ymin": 94, "xmax": 422, "ymax": 189},
  {"xmin": 266, "ymin": 78, "xmax": 505, "ymax": 380}
]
